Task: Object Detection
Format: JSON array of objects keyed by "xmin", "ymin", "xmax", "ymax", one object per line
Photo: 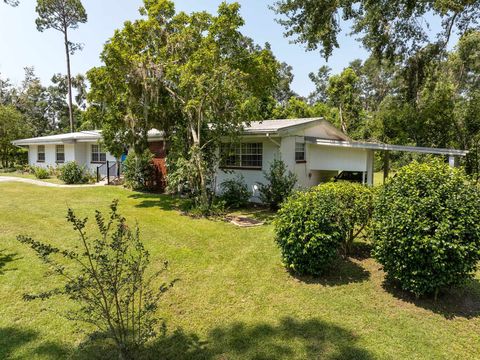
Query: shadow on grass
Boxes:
[
  {"xmin": 349, "ymin": 242, "xmax": 373, "ymax": 261},
  {"xmin": 0, "ymin": 250, "xmax": 19, "ymax": 275},
  {"xmin": 384, "ymin": 278, "xmax": 480, "ymax": 319},
  {"xmin": 230, "ymin": 205, "xmax": 277, "ymax": 224},
  {"xmin": 128, "ymin": 193, "xmax": 185, "ymax": 211},
  {"xmin": 70, "ymin": 317, "xmax": 373, "ymax": 360},
  {"xmin": 290, "ymin": 258, "xmax": 370, "ymax": 286},
  {"xmin": 0, "ymin": 327, "xmax": 69, "ymax": 359}
]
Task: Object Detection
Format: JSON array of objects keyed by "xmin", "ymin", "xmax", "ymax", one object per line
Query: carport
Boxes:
[{"xmin": 305, "ymin": 137, "xmax": 469, "ymax": 185}]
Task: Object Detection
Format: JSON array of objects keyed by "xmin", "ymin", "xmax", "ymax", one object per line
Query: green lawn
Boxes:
[
  {"xmin": 0, "ymin": 183, "xmax": 479, "ymax": 359},
  {"xmin": 0, "ymin": 172, "xmax": 64, "ymax": 184}
]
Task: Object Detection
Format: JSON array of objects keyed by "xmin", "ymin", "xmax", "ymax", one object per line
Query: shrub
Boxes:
[
  {"xmin": 275, "ymin": 187, "xmax": 342, "ymax": 275},
  {"xmin": 220, "ymin": 175, "xmax": 251, "ymax": 209},
  {"xmin": 258, "ymin": 159, "xmax": 297, "ymax": 210},
  {"xmin": 123, "ymin": 150, "xmax": 155, "ymax": 191},
  {"xmin": 274, "ymin": 182, "xmax": 374, "ymax": 275},
  {"xmin": 58, "ymin": 161, "xmax": 89, "ymax": 184},
  {"xmin": 323, "ymin": 182, "xmax": 374, "ymax": 256},
  {"xmin": 33, "ymin": 166, "xmax": 50, "ymax": 179},
  {"xmin": 372, "ymin": 160, "xmax": 480, "ymax": 297},
  {"xmin": 17, "ymin": 200, "xmax": 172, "ymax": 359}
]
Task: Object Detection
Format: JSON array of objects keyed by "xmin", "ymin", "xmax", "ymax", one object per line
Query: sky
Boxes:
[{"xmin": 0, "ymin": 0, "xmax": 370, "ymax": 97}]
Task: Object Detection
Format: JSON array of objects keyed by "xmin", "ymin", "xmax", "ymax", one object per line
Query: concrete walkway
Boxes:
[{"xmin": 0, "ymin": 176, "xmax": 106, "ymax": 188}]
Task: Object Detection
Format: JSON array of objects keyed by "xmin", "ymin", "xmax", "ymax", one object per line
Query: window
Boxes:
[
  {"xmin": 221, "ymin": 143, "xmax": 263, "ymax": 169},
  {"xmin": 37, "ymin": 145, "xmax": 45, "ymax": 162},
  {"xmin": 91, "ymin": 144, "xmax": 106, "ymax": 163},
  {"xmin": 295, "ymin": 142, "xmax": 306, "ymax": 162},
  {"xmin": 56, "ymin": 145, "xmax": 65, "ymax": 163}
]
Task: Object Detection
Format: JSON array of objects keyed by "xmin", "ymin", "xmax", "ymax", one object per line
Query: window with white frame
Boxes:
[
  {"xmin": 221, "ymin": 142, "xmax": 263, "ymax": 169},
  {"xmin": 37, "ymin": 145, "xmax": 45, "ymax": 162},
  {"xmin": 295, "ymin": 141, "xmax": 306, "ymax": 161},
  {"xmin": 56, "ymin": 145, "xmax": 65, "ymax": 163},
  {"xmin": 91, "ymin": 144, "xmax": 106, "ymax": 163}
]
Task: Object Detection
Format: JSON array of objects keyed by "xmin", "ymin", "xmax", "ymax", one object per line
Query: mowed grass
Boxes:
[{"xmin": 0, "ymin": 183, "xmax": 479, "ymax": 359}]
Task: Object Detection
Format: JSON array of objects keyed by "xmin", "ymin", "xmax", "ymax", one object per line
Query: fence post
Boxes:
[
  {"xmin": 107, "ymin": 161, "xmax": 110, "ymax": 185},
  {"xmin": 96, "ymin": 166, "xmax": 99, "ymax": 183}
]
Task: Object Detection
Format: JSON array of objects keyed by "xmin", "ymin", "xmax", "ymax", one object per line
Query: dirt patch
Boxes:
[{"xmin": 227, "ymin": 215, "xmax": 264, "ymax": 227}]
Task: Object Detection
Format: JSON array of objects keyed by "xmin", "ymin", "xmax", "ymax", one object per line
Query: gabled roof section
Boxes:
[{"xmin": 243, "ymin": 118, "xmax": 350, "ymax": 141}]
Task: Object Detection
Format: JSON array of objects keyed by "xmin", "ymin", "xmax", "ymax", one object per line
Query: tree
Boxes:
[
  {"xmin": 0, "ymin": 105, "xmax": 28, "ymax": 168},
  {"xmin": 273, "ymin": 0, "xmax": 480, "ymax": 62},
  {"xmin": 274, "ymin": 62, "xmax": 297, "ymax": 106},
  {"xmin": 35, "ymin": 0, "xmax": 87, "ymax": 132},
  {"xmin": 88, "ymin": 0, "xmax": 280, "ymax": 212},
  {"xmin": 326, "ymin": 68, "xmax": 362, "ymax": 135},
  {"xmin": 272, "ymin": 96, "xmax": 331, "ymax": 120},
  {"xmin": 308, "ymin": 65, "xmax": 331, "ymax": 104}
]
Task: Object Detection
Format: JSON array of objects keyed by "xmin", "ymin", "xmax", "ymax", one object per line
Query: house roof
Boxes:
[
  {"xmin": 12, "ymin": 131, "xmax": 102, "ymax": 145},
  {"xmin": 306, "ymin": 137, "xmax": 469, "ymax": 157},
  {"xmin": 12, "ymin": 129, "xmax": 164, "ymax": 146},
  {"xmin": 243, "ymin": 118, "xmax": 350, "ymax": 140},
  {"xmin": 12, "ymin": 118, "xmax": 467, "ymax": 157},
  {"xmin": 243, "ymin": 118, "xmax": 321, "ymax": 133}
]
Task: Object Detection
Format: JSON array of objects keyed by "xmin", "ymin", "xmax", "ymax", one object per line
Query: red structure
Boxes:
[{"xmin": 148, "ymin": 141, "xmax": 168, "ymax": 192}]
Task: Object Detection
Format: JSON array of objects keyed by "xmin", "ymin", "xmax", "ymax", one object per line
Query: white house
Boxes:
[
  {"xmin": 13, "ymin": 118, "xmax": 468, "ymax": 198},
  {"xmin": 12, "ymin": 129, "xmax": 165, "ymax": 180}
]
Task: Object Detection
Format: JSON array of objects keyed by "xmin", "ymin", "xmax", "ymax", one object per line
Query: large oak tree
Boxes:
[{"xmin": 88, "ymin": 0, "xmax": 280, "ymax": 209}]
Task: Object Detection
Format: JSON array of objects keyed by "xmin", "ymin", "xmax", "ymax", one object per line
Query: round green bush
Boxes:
[
  {"xmin": 274, "ymin": 186, "xmax": 343, "ymax": 275},
  {"xmin": 123, "ymin": 150, "xmax": 155, "ymax": 191},
  {"xmin": 372, "ymin": 160, "xmax": 480, "ymax": 297},
  {"xmin": 58, "ymin": 162, "xmax": 89, "ymax": 184},
  {"xmin": 275, "ymin": 182, "xmax": 374, "ymax": 275}
]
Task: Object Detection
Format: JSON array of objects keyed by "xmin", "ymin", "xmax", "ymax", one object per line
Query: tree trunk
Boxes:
[
  {"xmin": 64, "ymin": 28, "xmax": 74, "ymax": 132},
  {"xmin": 339, "ymin": 105, "xmax": 347, "ymax": 134}
]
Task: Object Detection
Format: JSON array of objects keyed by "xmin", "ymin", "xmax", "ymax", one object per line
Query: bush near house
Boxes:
[
  {"xmin": 220, "ymin": 175, "xmax": 251, "ymax": 209},
  {"xmin": 372, "ymin": 160, "xmax": 480, "ymax": 297},
  {"xmin": 123, "ymin": 150, "xmax": 155, "ymax": 191},
  {"xmin": 275, "ymin": 182, "xmax": 374, "ymax": 275},
  {"xmin": 58, "ymin": 162, "xmax": 91, "ymax": 184},
  {"xmin": 258, "ymin": 159, "xmax": 297, "ymax": 210},
  {"xmin": 32, "ymin": 166, "xmax": 50, "ymax": 179}
]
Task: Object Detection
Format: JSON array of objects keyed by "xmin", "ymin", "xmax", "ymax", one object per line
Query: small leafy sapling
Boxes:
[
  {"xmin": 258, "ymin": 159, "xmax": 297, "ymax": 210},
  {"xmin": 17, "ymin": 200, "xmax": 172, "ymax": 359}
]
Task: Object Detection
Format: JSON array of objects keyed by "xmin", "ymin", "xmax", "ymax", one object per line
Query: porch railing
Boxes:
[{"xmin": 96, "ymin": 161, "xmax": 122, "ymax": 185}]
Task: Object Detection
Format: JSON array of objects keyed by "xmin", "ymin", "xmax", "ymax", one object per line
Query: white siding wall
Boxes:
[
  {"xmin": 308, "ymin": 145, "xmax": 368, "ymax": 172},
  {"xmin": 64, "ymin": 144, "xmax": 75, "ymax": 163},
  {"xmin": 215, "ymin": 139, "xmax": 280, "ymax": 201},
  {"xmin": 27, "ymin": 142, "xmax": 116, "ymax": 176}
]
